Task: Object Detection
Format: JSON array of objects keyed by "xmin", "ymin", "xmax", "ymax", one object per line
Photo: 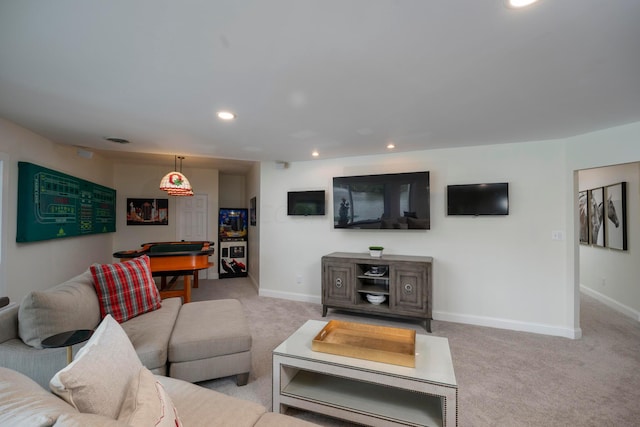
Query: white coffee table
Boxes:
[{"xmin": 272, "ymin": 320, "xmax": 458, "ymax": 427}]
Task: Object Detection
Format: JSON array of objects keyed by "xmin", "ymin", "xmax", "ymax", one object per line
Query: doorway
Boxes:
[
  {"xmin": 176, "ymin": 194, "xmax": 210, "ymax": 278},
  {"xmin": 577, "ymin": 162, "xmax": 639, "ymax": 323}
]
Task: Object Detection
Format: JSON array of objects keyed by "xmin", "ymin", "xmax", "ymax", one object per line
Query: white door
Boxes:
[{"xmin": 177, "ymin": 194, "xmax": 211, "ymax": 277}]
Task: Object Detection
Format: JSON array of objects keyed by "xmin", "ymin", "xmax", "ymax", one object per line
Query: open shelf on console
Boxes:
[{"xmin": 281, "ymin": 369, "xmax": 443, "ymax": 427}]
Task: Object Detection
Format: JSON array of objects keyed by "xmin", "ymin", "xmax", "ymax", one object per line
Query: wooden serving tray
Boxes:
[{"xmin": 311, "ymin": 320, "xmax": 416, "ymax": 367}]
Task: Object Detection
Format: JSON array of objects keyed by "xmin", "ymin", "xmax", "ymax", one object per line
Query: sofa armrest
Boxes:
[
  {"xmin": 0, "ymin": 304, "xmax": 19, "ymax": 344},
  {"xmin": 0, "ymin": 338, "xmax": 73, "ymax": 389}
]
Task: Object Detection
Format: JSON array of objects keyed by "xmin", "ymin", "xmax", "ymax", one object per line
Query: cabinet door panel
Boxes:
[
  {"xmin": 391, "ymin": 266, "xmax": 427, "ymax": 314},
  {"xmin": 323, "ymin": 263, "xmax": 355, "ymax": 305}
]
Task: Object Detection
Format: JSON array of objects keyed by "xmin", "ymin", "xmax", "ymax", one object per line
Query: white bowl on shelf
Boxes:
[
  {"xmin": 366, "ymin": 294, "xmax": 386, "ymax": 305},
  {"xmin": 369, "ymin": 249, "xmax": 383, "ymax": 258}
]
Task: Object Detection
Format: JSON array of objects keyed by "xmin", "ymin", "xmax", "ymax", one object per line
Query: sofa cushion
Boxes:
[
  {"xmin": 120, "ymin": 296, "xmax": 181, "ymax": 370},
  {"xmin": 50, "ymin": 314, "xmax": 143, "ymax": 419},
  {"xmin": 169, "ymin": 299, "xmax": 252, "ymax": 362},
  {"xmin": 90, "ymin": 255, "xmax": 162, "ymax": 323},
  {"xmin": 118, "ymin": 367, "xmax": 182, "ymax": 426},
  {"xmin": 156, "ymin": 375, "xmax": 266, "ymax": 426},
  {"xmin": 0, "ymin": 366, "xmax": 76, "ymax": 427},
  {"xmin": 53, "ymin": 413, "xmax": 129, "ymax": 427},
  {"xmin": 19, "ymin": 270, "xmax": 101, "ymax": 349}
]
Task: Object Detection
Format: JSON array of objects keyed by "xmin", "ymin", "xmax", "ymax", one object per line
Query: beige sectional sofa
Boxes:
[
  {"xmin": 0, "ymin": 268, "xmax": 251, "ymax": 389},
  {"xmin": 1, "ymin": 367, "xmax": 315, "ymax": 427},
  {"xmin": 0, "ymin": 312, "xmax": 316, "ymax": 427}
]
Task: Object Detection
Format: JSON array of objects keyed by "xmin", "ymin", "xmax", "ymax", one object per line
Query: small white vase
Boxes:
[{"xmin": 369, "ymin": 249, "xmax": 382, "ymax": 258}]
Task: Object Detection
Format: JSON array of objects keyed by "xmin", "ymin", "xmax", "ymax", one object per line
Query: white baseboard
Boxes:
[
  {"xmin": 580, "ymin": 285, "xmax": 640, "ymax": 322},
  {"xmin": 258, "ymin": 288, "xmax": 321, "ymax": 304},
  {"xmin": 247, "ymin": 273, "xmax": 259, "ymax": 293},
  {"xmin": 257, "ymin": 289, "xmax": 580, "ymax": 338},
  {"xmin": 433, "ymin": 311, "xmax": 581, "ymax": 339}
]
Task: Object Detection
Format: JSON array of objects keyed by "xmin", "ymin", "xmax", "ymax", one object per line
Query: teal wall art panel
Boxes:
[{"xmin": 16, "ymin": 162, "xmax": 116, "ymax": 242}]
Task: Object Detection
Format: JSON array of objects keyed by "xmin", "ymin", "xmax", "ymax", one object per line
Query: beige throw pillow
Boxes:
[
  {"xmin": 18, "ymin": 269, "xmax": 101, "ymax": 348},
  {"xmin": 118, "ymin": 367, "xmax": 182, "ymax": 427},
  {"xmin": 49, "ymin": 314, "xmax": 142, "ymax": 419}
]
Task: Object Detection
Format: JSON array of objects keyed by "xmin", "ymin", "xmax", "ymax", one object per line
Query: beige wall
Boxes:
[
  {"xmin": 0, "ymin": 119, "xmax": 222, "ymax": 302},
  {"xmin": 112, "ymin": 163, "xmax": 219, "ymax": 252},
  {"xmin": 259, "ymin": 139, "xmax": 577, "ymax": 337},
  {"xmin": 3, "ymin": 115, "xmax": 639, "ymax": 337},
  {"xmin": 219, "ymin": 174, "xmax": 246, "ymax": 209},
  {"xmin": 0, "ymin": 119, "xmax": 114, "ymax": 303},
  {"xmin": 246, "ymin": 163, "xmax": 260, "ymax": 289},
  {"xmin": 578, "ymin": 162, "xmax": 639, "ymax": 319},
  {"xmin": 565, "ymin": 121, "xmax": 640, "ymax": 332},
  {"xmin": 112, "ymin": 162, "xmax": 219, "ymax": 277}
]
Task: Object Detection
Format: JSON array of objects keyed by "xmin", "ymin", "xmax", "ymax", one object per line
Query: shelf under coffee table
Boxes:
[{"xmin": 272, "ymin": 320, "xmax": 458, "ymax": 427}]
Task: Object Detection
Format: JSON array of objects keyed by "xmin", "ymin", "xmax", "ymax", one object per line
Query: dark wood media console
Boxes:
[{"xmin": 321, "ymin": 252, "xmax": 433, "ymax": 331}]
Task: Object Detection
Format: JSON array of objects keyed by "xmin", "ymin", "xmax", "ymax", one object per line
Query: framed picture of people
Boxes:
[
  {"xmin": 588, "ymin": 187, "xmax": 605, "ymax": 247},
  {"xmin": 604, "ymin": 182, "xmax": 627, "ymax": 251},
  {"xmin": 127, "ymin": 198, "xmax": 169, "ymax": 225}
]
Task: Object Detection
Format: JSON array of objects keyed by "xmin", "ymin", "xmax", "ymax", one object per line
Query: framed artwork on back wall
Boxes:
[
  {"xmin": 250, "ymin": 197, "xmax": 257, "ymax": 226},
  {"xmin": 588, "ymin": 187, "xmax": 605, "ymax": 247},
  {"xmin": 127, "ymin": 198, "xmax": 168, "ymax": 225},
  {"xmin": 578, "ymin": 190, "xmax": 589, "ymax": 245},
  {"xmin": 604, "ymin": 182, "xmax": 627, "ymax": 251}
]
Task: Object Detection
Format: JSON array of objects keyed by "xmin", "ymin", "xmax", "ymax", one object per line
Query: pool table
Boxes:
[{"xmin": 113, "ymin": 241, "xmax": 215, "ymax": 303}]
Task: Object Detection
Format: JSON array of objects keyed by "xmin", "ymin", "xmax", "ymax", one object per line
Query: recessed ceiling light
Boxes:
[
  {"xmin": 217, "ymin": 111, "xmax": 236, "ymax": 120},
  {"xmin": 312, "ymin": 151, "xmax": 319, "ymax": 157},
  {"xmin": 505, "ymin": 0, "xmax": 540, "ymax": 8},
  {"xmin": 387, "ymin": 143, "xmax": 395, "ymax": 149},
  {"xmin": 104, "ymin": 137, "xmax": 130, "ymax": 144}
]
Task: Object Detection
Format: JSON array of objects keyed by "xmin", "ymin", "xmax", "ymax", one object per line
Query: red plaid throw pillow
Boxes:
[{"xmin": 90, "ymin": 255, "xmax": 162, "ymax": 323}]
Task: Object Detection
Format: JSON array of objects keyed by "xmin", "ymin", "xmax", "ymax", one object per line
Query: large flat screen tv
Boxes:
[
  {"xmin": 333, "ymin": 171, "xmax": 430, "ymax": 230},
  {"xmin": 287, "ymin": 190, "xmax": 326, "ymax": 216},
  {"xmin": 447, "ymin": 183, "xmax": 509, "ymax": 216}
]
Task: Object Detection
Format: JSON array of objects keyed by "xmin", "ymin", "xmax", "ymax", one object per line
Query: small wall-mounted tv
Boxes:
[
  {"xmin": 447, "ymin": 183, "xmax": 509, "ymax": 216},
  {"xmin": 333, "ymin": 171, "xmax": 430, "ymax": 230},
  {"xmin": 287, "ymin": 190, "xmax": 326, "ymax": 216}
]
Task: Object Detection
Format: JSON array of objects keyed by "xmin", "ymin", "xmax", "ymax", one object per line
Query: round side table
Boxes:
[{"xmin": 41, "ymin": 329, "xmax": 94, "ymax": 364}]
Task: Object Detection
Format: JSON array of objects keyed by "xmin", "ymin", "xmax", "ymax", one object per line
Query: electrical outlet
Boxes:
[
  {"xmin": 296, "ymin": 275, "xmax": 303, "ymax": 285},
  {"xmin": 551, "ymin": 230, "xmax": 564, "ymax": 241}
]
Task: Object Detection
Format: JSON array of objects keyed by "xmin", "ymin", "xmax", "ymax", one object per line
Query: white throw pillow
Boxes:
[
  {"xmin": 118, "ymin": 367, "xmax": 182, "ymax": 427},
  {"xmin": 49, "ymin": 314, "xmax": 143, "ymax": 419}
]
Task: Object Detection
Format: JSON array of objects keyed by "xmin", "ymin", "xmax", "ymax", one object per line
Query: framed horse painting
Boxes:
[
  {"xmin": 588, "ymin": 187, "xmax": 605, "ymax": 247},
  {"xmin": 604, "ymin": 182, "xmax": 627, "ymax": 251},
  {"xmin": 578, "ymin": 190, "xmax": 589, "ymax": 244}
]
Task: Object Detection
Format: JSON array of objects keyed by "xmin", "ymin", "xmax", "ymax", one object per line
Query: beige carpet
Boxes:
[{"xmin": 191, "ymin": 277, "xmax": 640, "ymax": 426}]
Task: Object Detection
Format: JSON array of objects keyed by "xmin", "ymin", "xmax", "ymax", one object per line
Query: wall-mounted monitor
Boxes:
[
  {"xmin": 447, "ymin": 183, "xmax": 509, "ymax": 216},
  {"xmin": 333, "ymin": 171, "xmax": 430, "ymax": 230},
  {"xmin": 287, "ymin": 190, "xmax": 326, "ymax": 216}
]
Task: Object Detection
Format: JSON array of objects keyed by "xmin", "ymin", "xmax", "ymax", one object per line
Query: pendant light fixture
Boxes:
[{"xmin": 159, "ymin": 156, "xmax": 194, "ymax": 196}]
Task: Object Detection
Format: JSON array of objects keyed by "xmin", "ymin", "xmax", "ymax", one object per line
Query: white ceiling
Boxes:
[{"xmin": 1, "ymin": 1, "xmax": 639, "ymax": 174}]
